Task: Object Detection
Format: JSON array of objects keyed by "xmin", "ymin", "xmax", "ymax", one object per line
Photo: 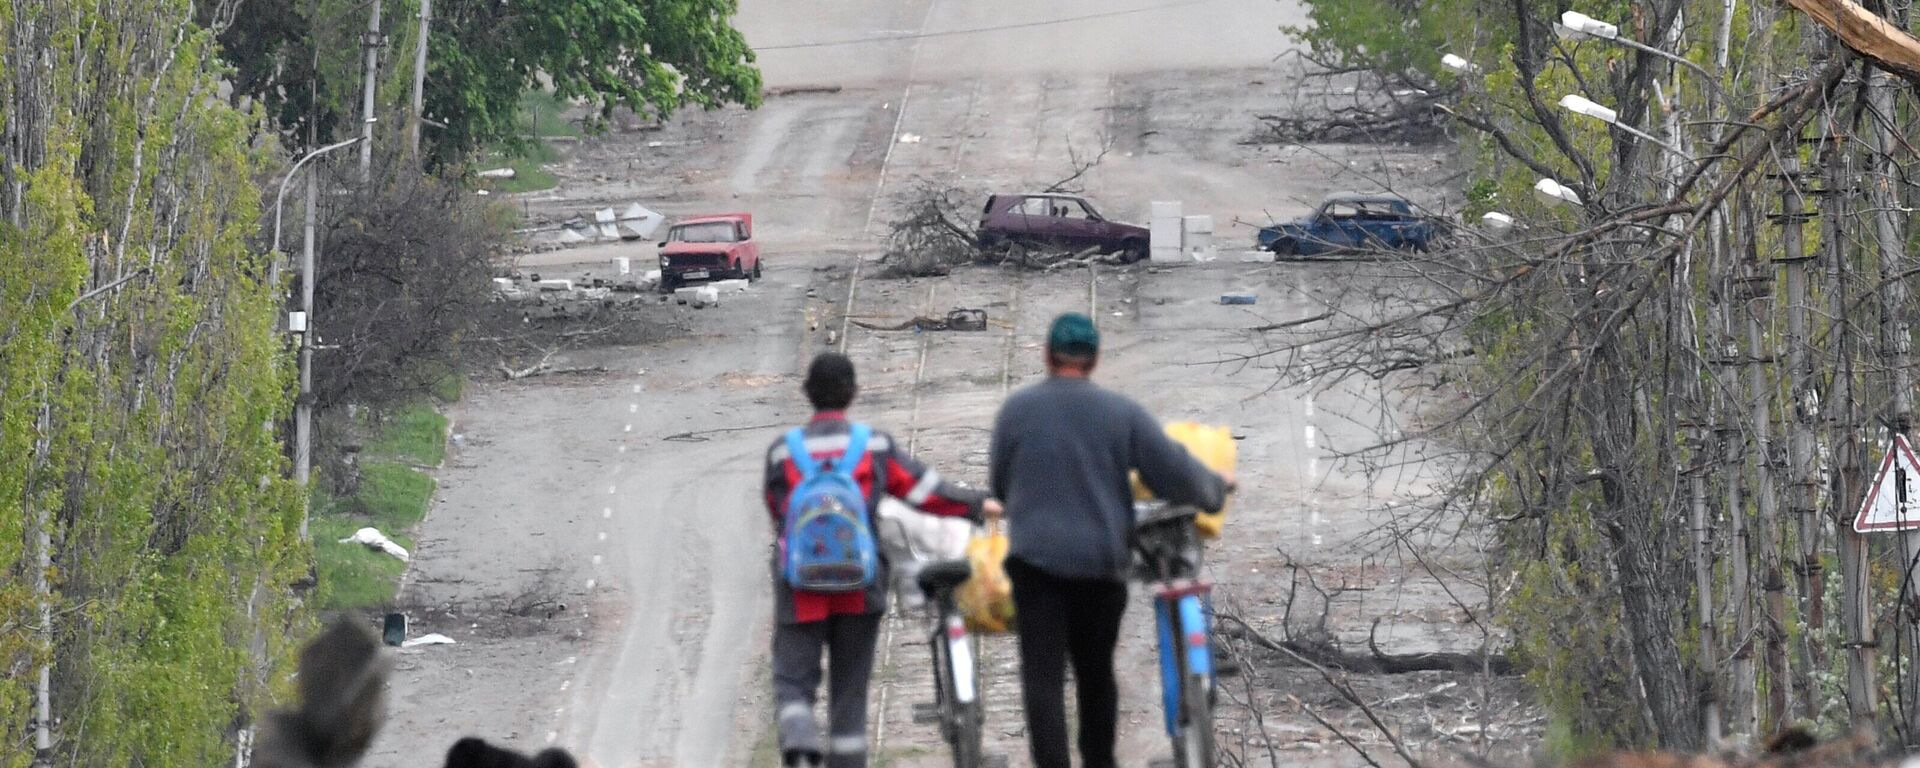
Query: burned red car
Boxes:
[
  {"xmin": 657, "ymin": 213, "xmax": 760, "ymax": 291},
  {"xmin": 977, "ymin": 193, "xmax": 1150, "ymax": 262}
]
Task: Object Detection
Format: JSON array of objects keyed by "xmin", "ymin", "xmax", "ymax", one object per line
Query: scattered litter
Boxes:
[
  {"xmin": 477, "ymin": 167, "xmax": 516, "ymax": 179},
  {"xmin": 647, "ymin": 141, "xmax": 664, "ymax": 148},
  {"xmin": 401, "ymin": 633, "xmax": 457, "ymax": 648},
  {"xmin": 1220, "ymin": 293, "xmax": 1257, "ymax": 305},
  {"xmin": 897, "ymin": 133, "xmax": 922, "ymax": 144},
  {"xmin": 339, "ymin": 527, "xmax": 409, "ymax": 562}
]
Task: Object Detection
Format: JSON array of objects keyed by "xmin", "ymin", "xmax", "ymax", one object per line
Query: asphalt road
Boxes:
[{"xmin": 364, "ymin": 0, "xmax": 1470, "ymax": 764}]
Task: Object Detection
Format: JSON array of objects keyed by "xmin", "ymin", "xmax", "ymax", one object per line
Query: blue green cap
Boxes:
[{"xmin": 1047, "ymin": 312, "xmax": 1100, "ymax": 355}]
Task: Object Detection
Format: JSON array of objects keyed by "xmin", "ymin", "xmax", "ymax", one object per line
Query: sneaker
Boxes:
[{"xmin": 783, "ymin": 748, "xmax": 823, "ymax": 767}]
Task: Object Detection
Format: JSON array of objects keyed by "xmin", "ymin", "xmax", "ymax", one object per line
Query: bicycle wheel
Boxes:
[
  {"xmin": 950, "ymin": 698, "xmax": 983, "ymax": 768},
  {"xmin": 930, "ymin": 633, "xmax": 956, "ymax": 744},
  {"xmin": 945, "ymin": 632, "xmax": 984, "ymax": 768},
  {"xmin": 1177, "ymin": 670, "xmax": 1215, "ymax": 768}
]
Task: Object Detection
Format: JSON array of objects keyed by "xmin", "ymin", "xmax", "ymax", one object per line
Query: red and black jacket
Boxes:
[{"xmin": 764, "ymin": 411, "xmax": 985, "ymax": 623}]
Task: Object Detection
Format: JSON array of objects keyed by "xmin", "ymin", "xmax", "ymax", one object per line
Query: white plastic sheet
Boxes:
[{"xmin": 339, "ymin": 527, "xmax": 410, "ymax": 562}]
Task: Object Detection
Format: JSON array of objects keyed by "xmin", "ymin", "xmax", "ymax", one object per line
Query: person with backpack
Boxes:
[
  {"xmin": 988, "ymin": 313, "xmax": 1230, "ymax": 768},
  {"xmin": 764, "ymin": 352, "xmax": 1001, "ymax": 768}
]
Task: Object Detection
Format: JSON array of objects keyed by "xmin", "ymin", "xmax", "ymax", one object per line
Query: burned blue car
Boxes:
[{"xmin": 1256, "ymin": 193, "xmax": 1443, "ymax": 257}]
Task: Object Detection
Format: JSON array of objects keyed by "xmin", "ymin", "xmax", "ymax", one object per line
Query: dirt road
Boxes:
[{"xmin": 362, "ymin": 0, "xmax": 1499, "ymax": 765}]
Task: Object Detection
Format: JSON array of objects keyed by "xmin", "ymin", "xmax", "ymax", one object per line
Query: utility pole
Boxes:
[
  {"xmin": 1868, "ymin": 62, "xmax": 1920, "ymax": 736},
  {"xmin": 408, "ymin": 0, "xmax": 432, "ymax": 161},
  {"xmin": 1825, "ymin": 114, "xmax": 1877, "ymax": 725},
  {"xmin": 359, "ymin": 0, "xmax": 383, "ymax": 180},
  {"xmin": 295, "ymin": 168, "xmax": 318, "ymax": 541},
  {"xmin": 1778, "ymin": 145, "xmax": 1824, "ymax": 722}
]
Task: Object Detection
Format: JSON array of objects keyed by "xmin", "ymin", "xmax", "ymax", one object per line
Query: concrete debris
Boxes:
[
  {"xmin": 709, "ymin": 278, "xmax": 751, "ymax": 293},
  {"xmin": 537, "ymin": 279, "xmax": 575, "ymax": 292},
  {"xmin": 491, "ymin": 277, "xmax": 516, "ymax": 292},
  {"xmin": 620, "ymin": 203, "xmax": 665, "ymax": 239},
  {"xmin": 675, "ymin": 285, "xmax": 721, "ymax": 308},
  {"xmin": 339, "ymin": 527, "xmax": 410, "ymax": 562},
  {"xmin": 556, "ymin": 229, "xmax": 588, "ymax": 244}
]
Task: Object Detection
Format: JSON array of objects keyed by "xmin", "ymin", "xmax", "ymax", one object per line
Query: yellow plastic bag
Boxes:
[
  {"xmin": 955, "ymin": 522, "xmax": 1016, "ymax": 634},
  {"xmin": 1132, "ymin": 422, "xmax": 1237, "ymax": 539}
]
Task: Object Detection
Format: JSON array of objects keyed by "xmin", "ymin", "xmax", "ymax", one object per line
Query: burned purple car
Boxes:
[{"xmin": 977, "ymin": 193, "xmax": 1150, "ymax": 262}]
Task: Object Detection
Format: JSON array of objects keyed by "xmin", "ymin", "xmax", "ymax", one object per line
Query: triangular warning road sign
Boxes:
[{"xmin": 1855, "ymin": 435, "xmax": 1920, "ymax": 532}]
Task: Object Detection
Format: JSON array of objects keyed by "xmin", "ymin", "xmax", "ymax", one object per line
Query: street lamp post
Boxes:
[
  {"xmin": 1535, "ymin": 177, "xmax": 1584, "ymax": 207},
  {"xmin": 270, "ymin": 136, "xmax": 364, "ymax": 542},
  {"xmin": 1558, "ymin": 93, "xmax": 1695, "ymax": 159},
  {"xmin": 1555, "ymin": 10, "xmax": 1721, "ymax": 88}
]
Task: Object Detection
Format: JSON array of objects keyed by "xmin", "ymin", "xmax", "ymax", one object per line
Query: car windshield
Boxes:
[{"xmin": 671, "ymin": 222, "xmax": 740, "ymax": 243}]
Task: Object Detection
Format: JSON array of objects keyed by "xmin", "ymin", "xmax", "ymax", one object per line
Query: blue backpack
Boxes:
[{"xmin": 781, "ymin": 424, "xmax": 879, "ymax": 592}]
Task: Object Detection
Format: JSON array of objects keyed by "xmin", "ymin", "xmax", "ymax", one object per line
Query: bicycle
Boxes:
[
  {"xmin": 1133, "ymin": 500, "xmax": 1216, "ymax": 768},
  {"xmin": 911, "ymin": 558, "xmax": 988, "ymax": 768}
]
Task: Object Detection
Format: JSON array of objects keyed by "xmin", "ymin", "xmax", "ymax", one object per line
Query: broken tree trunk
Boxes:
[{"xmin": 1784, "ymin": 0, "xmax": 1920, "ymax": 84}]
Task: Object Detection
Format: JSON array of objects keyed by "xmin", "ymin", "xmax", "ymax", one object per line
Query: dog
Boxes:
[
  {"xmin": 252, "ymin": 618, "xmax": 585, "ymax": 768},
  {"xmin": 442, "ymin": 737, "xmax": 579, "ymax": 768}
]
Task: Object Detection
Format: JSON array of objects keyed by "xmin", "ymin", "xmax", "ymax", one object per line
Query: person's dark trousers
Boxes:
[
  {"xmin": 1008, "ymin": 555, "xmax": 1129, "ymax": 768},
  {"xmin": 772, "ymin": 612, "xmax": 884, "ymax": 768}
]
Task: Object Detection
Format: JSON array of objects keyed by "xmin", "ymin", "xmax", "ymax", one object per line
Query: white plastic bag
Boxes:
[{"xmin": 877, "ymin": 497, "xmax": 973, "ymax": 609}]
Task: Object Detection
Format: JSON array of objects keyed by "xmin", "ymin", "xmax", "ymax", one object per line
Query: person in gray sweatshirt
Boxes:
[{"xmin": 988, "ymin": 312, "xmax": 1230, "ymax": 768}]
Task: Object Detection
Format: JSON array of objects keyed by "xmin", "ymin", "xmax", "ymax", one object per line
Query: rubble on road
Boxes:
[{"xmin": 851, "ymin": 308, "xmax": 991, "ymax": 332}]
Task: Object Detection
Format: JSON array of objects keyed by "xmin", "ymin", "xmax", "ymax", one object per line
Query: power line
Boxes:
[{"xmin": 754, "ymin": 0, "xmax": 1220, "ymax": 52}]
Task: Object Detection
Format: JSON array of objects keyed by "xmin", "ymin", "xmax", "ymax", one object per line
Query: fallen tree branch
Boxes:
[
  {"xmin": 1218, "ymin": 613, "xmax": 1514, "ymax": 675},
  {"xmin": 1216, "ymin": 612, "xmax": 1427, "ymax": 768}
]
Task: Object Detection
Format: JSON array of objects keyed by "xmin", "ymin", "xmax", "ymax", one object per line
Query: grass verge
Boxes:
[
  {"xmin": 312, "ymin": 401, "xmax": 450, "ymax": 611},
  {"xmin": 476, "ymin": 90, "xmax": 580, "ymax": 194}
]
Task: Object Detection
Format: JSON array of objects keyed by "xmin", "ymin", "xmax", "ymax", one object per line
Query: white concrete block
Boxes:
[
  {"xmin": 536, "ymin": 279, "xmax": 574, "ymax": 292},
  {"xmin": 491, "ymin": 277, "xmax": 515, "ymax": 291},
  {"xmin": 613, "ymin": 257, "xmax": 630, "ymax": 275},
  {"xmin": 709, "ymin": 278, "xmax": 750, "ymax": 293}
]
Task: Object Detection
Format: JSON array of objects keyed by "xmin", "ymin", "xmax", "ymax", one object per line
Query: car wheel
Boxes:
[
  {"xmin": 1270, "ymin": 239, "xmax": 1297, "ymax": 259},
  {"xmin": 751, "ymin": 259, "xmax": 763, "ymax": 280},
  {"xmin": 1121, "ymin": 238, "xmax": 1148, "ymax": 263},
  {"xmin": 659, "ymin": 276, "xmax": 678, "ymax": 294}
]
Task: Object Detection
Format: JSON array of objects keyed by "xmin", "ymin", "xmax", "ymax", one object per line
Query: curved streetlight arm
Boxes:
[
  {"xmin": 272, "ymin": 137, "xmax": 365, "ymax": 254},
  {"xmin": 1608, "ymin": 34, "xmax": 1722, "ymax": 93}
]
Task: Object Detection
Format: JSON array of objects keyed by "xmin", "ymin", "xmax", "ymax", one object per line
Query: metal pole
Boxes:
[
  {"xmin": 1867, "ymin": 62, "xmax": 1919, "ymax": 736},
  {"xmin": 359, "ymin": 0, "xmax": 383, "ymax": 180},
  {"xmin": 409, "ymin": 0, "xmax": 431, "ymax": 160},
  {"xmin": 296, "ymin": 167, "xmax": 318, "ymax": 542}
]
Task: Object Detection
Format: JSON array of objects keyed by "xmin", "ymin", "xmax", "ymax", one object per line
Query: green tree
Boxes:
[
  {"xmin": 201, "ymin": 0, "xmax": 762, "ymax": 161},
  {"xmin": 1, "ymin": 1, "xmax": 306, "ymax": 765}
]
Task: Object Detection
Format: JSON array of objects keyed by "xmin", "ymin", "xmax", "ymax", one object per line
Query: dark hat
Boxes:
[{"xmin": 1047, "ymin": 312, "xmax": 1100, "ymax": 355}]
